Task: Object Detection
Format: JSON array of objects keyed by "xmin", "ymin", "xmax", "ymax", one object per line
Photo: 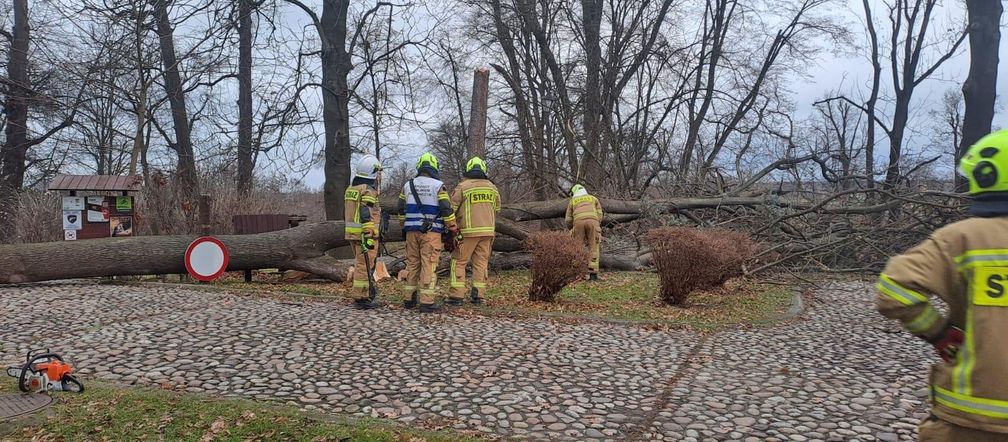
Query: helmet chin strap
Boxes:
[{"xmin": 970, "ymin": 192, "xmax": 1008, "ymax": 217}]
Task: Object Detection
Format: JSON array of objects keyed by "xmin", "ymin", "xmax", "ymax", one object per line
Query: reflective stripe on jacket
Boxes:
[
  {"xmin": 565, "ymin": 194, "xmax": 602, "ymax": 227},
  {"xmin": 451, "ymin": 178, "xmax": 500, "ymax": 237},
  {"xmin": 877, "ymin": 217, "xmax": 1008, "ymax": 432},
  {"xmin": 344, "ymin": 183, "xmax": 378, "ymax": 240},
  {"xmin": 398, "ymin": 176, "xmax": 456, "ymax": 233}
]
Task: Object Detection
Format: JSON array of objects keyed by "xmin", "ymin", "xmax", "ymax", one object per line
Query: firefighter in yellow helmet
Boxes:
[
  {"xmin": 566, "ymin": 184, "xmax": 603, "ymax": 280},
  {"xmin": 447, "ymin": 157, "xmax": 500, "ymax": 305},
  {"xmin": 398, "ymin": 152, "xmax": 458, "ymax": 313},
  {"xmin": 344, "ymin": 154, "xmax": 382, "ymax": 310},
  {"xmin": 877, "ymin": 129, "xmax": 1008, "ymax": 440}
]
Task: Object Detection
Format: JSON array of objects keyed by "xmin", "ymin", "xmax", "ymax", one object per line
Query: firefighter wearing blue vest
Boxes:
[
  {"xmin": 878, "ymin": 130, "xmax": 1008, "ymax": 440},
  {"xmin": 398, "ymin": 152, "xmax": 458, "ymax": 313}
]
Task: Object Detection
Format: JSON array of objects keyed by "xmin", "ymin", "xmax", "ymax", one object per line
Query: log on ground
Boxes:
[{"xmin": 0, "ymin": 222, "xmax": 351, "ymax": 284}]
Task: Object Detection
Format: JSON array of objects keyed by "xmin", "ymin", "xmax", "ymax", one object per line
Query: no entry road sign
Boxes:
[{"xmin": 184, "ymin": 237, "xmax": 229, "ymax": 281}]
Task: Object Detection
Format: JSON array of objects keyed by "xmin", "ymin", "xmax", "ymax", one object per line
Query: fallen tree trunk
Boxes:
[
  {"xmin": 497, "ymin": 197, "xmax": 770, "ymax": 221},
  {"xmin": 0, "ymin": 222, "xmax": 352, "ymax": 284},
  {"xmin": 489, "ymin": 253, "xmax": 643, "ymax": 271}
]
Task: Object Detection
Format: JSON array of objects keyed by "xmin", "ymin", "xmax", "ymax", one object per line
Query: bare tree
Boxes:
[
  {"xmin": 1, "ymin": 0, "xmax": 76, "ymax": 192},
  {"xmin": 284, "ymin": 1, "xmax": 412, "ymax": 220},
  {"xmin": 152, "ymin": 0, "xmax": 198, "ymax": 191},
  {"xmin": 957, "ymin": 0, "xmax": 1002, "ymax": 189},
  {"xmin": 236, "ymin": 0, "xmax": 254, "ymax": 194},
  {"xmin": 877, "ymin": 0, "xmax": 966, "ymax": 187}
]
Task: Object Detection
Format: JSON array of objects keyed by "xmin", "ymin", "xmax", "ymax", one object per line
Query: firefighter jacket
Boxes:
[
  {"xmin": 566, "ymin": 193, "xmax": 603, "ymax": 228},
  {"xmin": 398, "ymin": 175, "xmax": 456, "ymax": 234},
  {"xmin": 877, "ymin": 216, "xmax": 1008, "ymax": 432},
  {"xmin": 344, "ymin": 183, "xmax": 379, "ymax": 240},
  {"xmin": 450, "ymin": 178, "xmax": 500, "ymax": 237}
]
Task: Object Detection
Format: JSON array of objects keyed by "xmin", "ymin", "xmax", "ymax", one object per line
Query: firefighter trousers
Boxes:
[
  {"xmin": 919, "ymin": 416, "xmax": 1008, "ymax": 441},
  {"xmin": 572, "ymin": 218, "xmax": 601, "ymax": 273},
  {"xmin": 450, "ymin": 236, "xmax": 494, "ymax": 301},
  {"xmin": 350, "ymin": 239, "xmax": 378, "ymax": 300},
  {"xmin": 402, "ymin": 231, "xmax": 442, "ymax": 305}
]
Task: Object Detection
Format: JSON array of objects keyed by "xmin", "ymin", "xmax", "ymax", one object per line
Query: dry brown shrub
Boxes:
[
  {"xmin": 0, "ymin": 190, "xmax": 62, "ymax": 243},
  {"xmin": 1, "ymin": 172, "xmax": 325, "ymax": 244},
  {"xmin": 648, "ymin": 227, "xmax": 754, "ymax": 306},
  {"xmin": 525, "ymin": 231, "xmax": 589, "ymax": 302}
]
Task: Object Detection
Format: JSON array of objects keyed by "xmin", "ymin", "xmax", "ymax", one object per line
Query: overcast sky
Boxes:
[{"xmin": 284, "ymin": 0, "xmax": 1006, "ymax": 188}]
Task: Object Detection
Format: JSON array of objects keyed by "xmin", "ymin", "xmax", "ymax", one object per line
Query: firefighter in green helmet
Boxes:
[
  {"xmin": 447, "ymin": 157, "xmax": 500, "ymax": 305},
  {"xmin": 878, "ymin": 129, "xmax": 1008, "ymax": 440}
]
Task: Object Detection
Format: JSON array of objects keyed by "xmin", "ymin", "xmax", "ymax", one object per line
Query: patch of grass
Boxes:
[
  {"xmin": 0, "ymin": 382, "xmax": 475, "ymax": 442},
  {"xmin": 474, "ymin": 271, "xmax": 794, "ymax": 330},
  {"xmin": 200, "ymin": 270, "xmax": 793, "ymax": 331}
]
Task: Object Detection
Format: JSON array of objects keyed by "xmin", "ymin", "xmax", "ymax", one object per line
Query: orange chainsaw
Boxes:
[{"xmin": 5, "ymin": 349, "xmax": 84, "ymax": 393}]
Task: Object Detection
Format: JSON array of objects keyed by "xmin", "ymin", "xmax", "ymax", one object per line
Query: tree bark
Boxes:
[
  {"xmin": 128, "ymin": 3, "xmax": 150, "ymax": 176},
  {"xmin": 0, "ymin": 222, "xmax": 351, "ymax": 284},
  {"xmin": 580, "ymin": 0, "xmax": 605, "ymax": 188},
  {"xmin": 861, "ymin": 0, "xmax": 881, "ymax": 189},
  {"xmin": 958, "ymin": 0, "xmax": 1002, "ymax": 191},
  {"xmin": 1, "ymin": 0, "xmax": 31, "ymax": 192},
  {"xmin": 153, "ymin": 0, "xmax": 198, "ymax": 192},
  {"xmin": 236, "ymin": 0, "xmax": 255, "ymax": 195},
  {"xmin": 467, "ymin": 68, "xmax": 490, "ymax": 159},
  {"xmin": 321, "ymin": 1, "xmax": 353, "ymax": 221}
]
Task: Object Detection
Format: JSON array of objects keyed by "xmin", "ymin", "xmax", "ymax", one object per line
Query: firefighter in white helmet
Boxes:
[
  {"xmin": 344, "ymin": 154, "xmax": 382, "ymax": 309},
  {"xmin": 566, "ymin": 184, "xmax": 603, "ymax": 280}
]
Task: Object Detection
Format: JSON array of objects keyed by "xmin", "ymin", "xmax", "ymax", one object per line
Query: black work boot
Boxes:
[
  {"xmin": 403, "ymin": 292, "xmax": 419, "ymax": 309},
  {"xmin": 470, "ymin": 287, "xmax": 483, "ymax": 305},
  {"xmin": 419, "ymin": 303, "xmax": 441, "ymax": 314},
  {"xmin": 353, "ymin": 298, "xmax": 380, "ymax": 310},
  {"xmin": 588, "ymin": 272, "xmax": 599, "ymax": 282},
  {"xmin": 445, "ymin": 298, "xmax": 463, "ymax": 306}
]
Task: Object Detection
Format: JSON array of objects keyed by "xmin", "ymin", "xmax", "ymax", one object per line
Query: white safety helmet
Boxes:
[{"xmin": 355, "ymin": 154, "xmax": 382, "ymax": 179}]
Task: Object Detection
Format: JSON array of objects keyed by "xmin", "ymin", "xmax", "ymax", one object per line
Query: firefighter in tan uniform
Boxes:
[
  {"xmin": 566, "ymin": 184, "xmax": 603, "ymax": 281},
  {"xmin": 878, "ymin": 130, "xmax": 1008, "ymax": 441},
  {"xmin": 344, "ymin": 154, "xmax": 382, "ymax": 310},
  {"xmin": 448, "ymin": 157, "xmax": 500, "ymax": 305},
  {"xmin": 399, "ymin": 152, "xmax": 458, "ymax": 313}
]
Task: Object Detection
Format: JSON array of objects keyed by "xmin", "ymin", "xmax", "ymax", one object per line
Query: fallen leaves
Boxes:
[{"xmin": 199, "ymin": 417, "xmax": 228, "ymax": 442}]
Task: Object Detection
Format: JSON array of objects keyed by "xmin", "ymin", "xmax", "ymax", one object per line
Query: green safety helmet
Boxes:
[
  {"xmin": 959, "ymin": 130, "xmax": 1008, "ymax": 195},
  {"xmin": 466, "ymin": 156, "xmax": 488, "ymax": 174},
  {"xmin": 416, "ymin": 152, "xmax": 440, "ymax": 172},
  {"xmin": 571, "ymin": 184, "xmax": 587, "ymax": 197}
]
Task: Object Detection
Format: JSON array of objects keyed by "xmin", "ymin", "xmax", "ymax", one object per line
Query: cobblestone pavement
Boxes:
[{"xmin": 0, "ymin": 281, "xmax": 932, "ymax": 441}]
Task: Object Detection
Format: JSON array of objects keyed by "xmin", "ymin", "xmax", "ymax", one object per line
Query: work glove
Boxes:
[
  {"xmin": 449, "ymin": 225, "xmax": 460, "ymax": 238},
  {"xmin": 927, "ymin": 326, "xmax": 964, "ymax": 364},
  {"xmin": 364, "ymin": 226, "xmax": 379, "ymax": 238},
  {"xmin": 362, "ymin": 237, "xmax": 375, "ymax": 250}
]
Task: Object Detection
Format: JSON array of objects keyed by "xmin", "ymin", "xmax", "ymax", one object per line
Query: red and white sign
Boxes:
[{"xmin": 184, "ymin": 237, "xmax": 229, "ymax": 281}]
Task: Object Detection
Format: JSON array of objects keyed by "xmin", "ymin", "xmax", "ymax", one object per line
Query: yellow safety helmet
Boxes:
[
  {"xmin": 571, "ymin": 184, "xmax": 587, "ymax": 197},
  {"xmin": 959, "ymin": 130, "xmax": 1008, "ymax": 195},
  {"xmin": 416, "ymin": 152, "xmax": 440, "ymax": 172},
  {"xmin": 466, "ymin": 156, "xmax": 488, "ymax": 174}
]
